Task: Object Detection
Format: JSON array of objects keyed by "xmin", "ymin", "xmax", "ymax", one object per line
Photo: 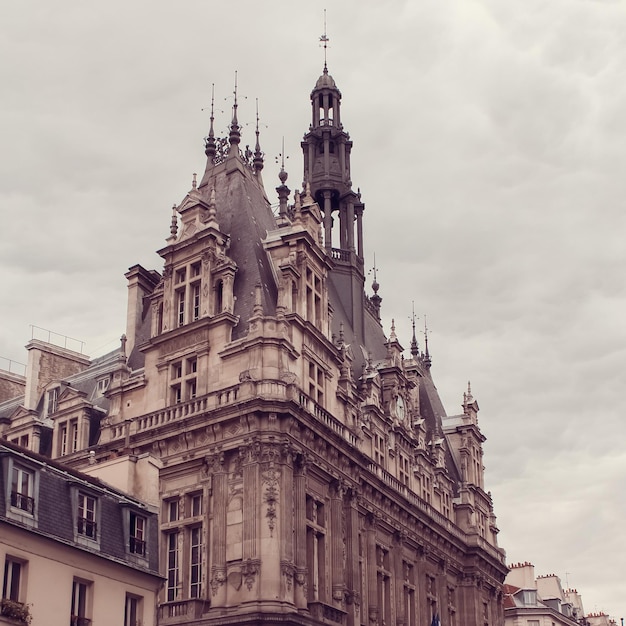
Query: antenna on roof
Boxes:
[{"xmin": 319, "ymin": 9, "xmax": 330, "ymax": 70}]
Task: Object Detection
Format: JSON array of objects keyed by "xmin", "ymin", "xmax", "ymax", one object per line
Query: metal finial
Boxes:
[
  {"xmin": 319, "ymin": 9, "xmax": 330, "ymax": 71},
  {"xmin": 422, "ymin": 315, "xmax": 431, "ymax": 366},
  {"xmin": 369, "ymin": 253, "xmax": 379, "ymax": 293},
  {"xmin": 204, "ymin": 83, "xmax": 217, "ymax": 158},
  {"xmin": 410, "ymin": 301, "xmax": 419, "ymax": 357},
  {"xmin": 228, "ymin": 71, "xmax": 241, "ymax": 149},
  {"xmin": 253, "ymin": 98, "xmax": 264, "ymax": 173}
]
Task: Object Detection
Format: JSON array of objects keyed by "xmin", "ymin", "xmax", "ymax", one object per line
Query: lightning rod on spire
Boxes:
[{"xmin": 320, "ymin": 9, "xmax": 330, "ymax": 70}]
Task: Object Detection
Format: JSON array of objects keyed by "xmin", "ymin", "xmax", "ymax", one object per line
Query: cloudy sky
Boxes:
[{"xmin": 1, "ymin": 0, "xmax": 624, "ymax": 618}]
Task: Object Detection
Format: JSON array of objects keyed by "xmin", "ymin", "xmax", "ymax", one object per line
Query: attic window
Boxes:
[
  {"xmin": 96, "ymin": 377, "xmax": 110, "ymax": 395},
  {"xmin": 46, "ymin": 388, "xmax": 59, "ymax": 416}
]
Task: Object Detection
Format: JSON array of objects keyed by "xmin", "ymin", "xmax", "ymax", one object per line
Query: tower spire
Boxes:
[
  {"xmin": 253, "ymin": 98, "xmax": 264, "ymax": 175},
  {"xmin": 204, "ymin": 83, "xmax": 216, "ymax": 159},
  {"xmin": 229, "ymin": 71, "xmax": 241, "ymax": 152}
]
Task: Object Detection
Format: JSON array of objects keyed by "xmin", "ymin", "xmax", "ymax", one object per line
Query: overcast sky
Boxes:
[{"xmin": 1, "ymin": 0, "xmax": 624, "ymax": 618}]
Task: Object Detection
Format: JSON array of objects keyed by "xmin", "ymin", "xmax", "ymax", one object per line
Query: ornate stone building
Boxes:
[{"xmin": 0, "ymin": 64, "xmax": 508, "ymax": 626}]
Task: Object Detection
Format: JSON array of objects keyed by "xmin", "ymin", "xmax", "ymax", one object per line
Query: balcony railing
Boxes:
[
  {"xmin": 10, "ymin": 491, "xmax": 34, "ymax": 515},
  {"xmin": 129, "ymin": 536, "xmax": 146, "ymax": 556},
  {"xmin": 77, "ymin": 517, "xmax": 97, "ymax": 539},
  {"xmin": 158, "ymin": 599, "xmax": 207, "ymax": 624}
]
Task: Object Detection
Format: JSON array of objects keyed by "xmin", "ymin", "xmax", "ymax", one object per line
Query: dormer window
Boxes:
[
  {"xmin": 46, "ymin": 387, "xmax": 59, "ymax": 416},
  {"xmin": 77, "ymin": 492, "xmax": 98, "ymax": 540},
  {"xmin": 96, "ymin": 376, "xmax": 110, "ymax": 396},
  {"xmin": 129, "ymin": 512, "xmax": 146, "ymax": 556},
  {"xmin": 10, "ymin": 466, "xmax": 34, "ymax": 515}
]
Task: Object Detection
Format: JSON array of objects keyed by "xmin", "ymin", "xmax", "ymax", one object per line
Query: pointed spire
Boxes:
[
  {"xmin": 253, "ymin": 98, "xmax": 264, "ymax": 175},
  {"xmin": 205, "ymin": 83, "xmax": 217, "ymax": 159},
  {"xmin": 410, "ymin": 301, "xmax": 419, "ymax": 358},
  {"xmin": 229, "ymin": 71, "xmax": 241, "ymax": 152}
]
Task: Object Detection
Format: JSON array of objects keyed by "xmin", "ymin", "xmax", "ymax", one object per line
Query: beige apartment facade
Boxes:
[
  {"xmin": 0, "ymin": 440, "xmax": 162, "ymax": 626},
  {"xmin": 1, "ymin": 64, "xmax": 508, "ymax": 626}
]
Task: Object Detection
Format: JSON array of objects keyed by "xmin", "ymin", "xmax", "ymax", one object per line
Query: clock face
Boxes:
[{"xmin": 396, "ymin": 395, "xmax": 406, "ymax": 420}]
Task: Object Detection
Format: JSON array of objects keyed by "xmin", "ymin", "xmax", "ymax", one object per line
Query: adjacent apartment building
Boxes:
[
  {"xmin": 0, "ymin": 63, "xmax": 508, "ymax": 626},
  {"xmin": 0, "ymin": 439, "xmax": 162, "ymax": 626}
]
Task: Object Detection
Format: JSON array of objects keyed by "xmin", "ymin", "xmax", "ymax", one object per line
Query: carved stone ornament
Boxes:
[
  {"xmin": 262, "ymin": 468, "xmax": 280, "ymax": 536},
  {"xmin": 241, "ymin": 559, "xmax": 261, "ymax": 591},
  {"xmin": 281, "ymin": 561, "xmax": 295, "ymax": 591},
  {"xmin": 210, "ymin": 567, "xmax": 226, "ymax": 596}
]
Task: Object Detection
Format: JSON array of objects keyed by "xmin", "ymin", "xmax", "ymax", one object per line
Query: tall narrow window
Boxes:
[
  {"xmin": 71, "ymin": 580, "xmax": 90, "ymax": 626},
  {"xmin": 77, "ymin": 493, "xmax": 97, "ymax": 539},
  {"xmin": 306, "ymin": 495, "xmax": 326, "ymax": 602},
  {"xmin": 166, "ymin": 532, "xmax": 180, "ymax": 601},
  {"xmin": 130, "ymin": 512, "xmax": 146, "ymax": 556},
  {"xmin": 124, "ymin": 594, "xmax": 142, "ymax": 626},
  {"xmin": 10, "ymin": 466, "xmax": 34, "ymax": 514},
  {"xmin": 46, "ymin": 388, "xmax": 59, "ymax": 415},
  {"xmin": 177, "ymin": 290, "xmax": 185, "ymax": 326},
  {"xmin": 192, "ymin": 283, "xmax": 201, "ymax": 321},
  {"xmin": 377, "ymin": 546, "xmax": 392, "ymax": 626},
  {"xmin": 2, "ymin": 558, "xmax": 23, "ymax": 603},
  {"xmin": 190, "ymin": 526, "xmax": 202, "ymax": 598},
  {"xmin": 403, "ymin": 561, "xmax": 416, "ymax": 626}
]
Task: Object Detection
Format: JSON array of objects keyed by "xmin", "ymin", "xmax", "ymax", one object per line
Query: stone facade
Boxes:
[{"xmin": 0, "ymin": 65, "xmax": 508, "ymax": 626}]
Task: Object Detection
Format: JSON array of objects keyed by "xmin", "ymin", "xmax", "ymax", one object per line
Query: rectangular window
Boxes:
[
  {"xmin": 70, "ymin": 580, "xmax": 90, "ymax": 626},
  {"xmin": 172, "ymin": 384, "xmax": 182, "ymax": 404},
  {"xmin": 46, "ymin": 388, "xmax": 59, "ymax": 415},
  {"xmin": 192, "ymin": 283, "xmax": 201, "ymax": 321},
  {"xmin": 2, "ymin": 558, "xmax": 22, "ymax": 602},
  {"xmin": 190, "ymin": 526, "xmax": 202, "ymax": 598},
  {"xmin": 168, "ymin": 500, "xmax": 179, "ymax": 522},
  {"xmin": 77, "ymin": 493, "xmax": 97, "ymax": 539},
  {"xmin": 186, "ymin": 379, "xmax": 197, "ymax": 400},
  {"xmin": 377, "ymin": 546, "xmax": 392, "ymax": 626},
  {"xmin": 177, "ymin": 290, "xmax": 185, "ymax": 326},
  {"xmin": 306, "ymin": 495, "xmax": 326, "ymax": 602},
  {"xmin": 124, "ymin": 594, "xmax": 142, "ymax": 626},
  {"xmin": 10, "ymin": 466, "xmax": 34, "ymax": 515},
  {"xmin": 172, "ymin": 362, "xmax": 182, "ymax": 379},
  {"xmin": 60, "ymin": 420, "xmax": 79, "ymax": 456},
  {"xmin": 190, "ymin": 494, "xmax": 202, "ymax": 517},
  {"xmin": 166, "ymin": 532, "xmax": 180, "ymax": 601},
  {"xmin": 130, "ymin": 512, "xmax": 146, "ymax": 556}
]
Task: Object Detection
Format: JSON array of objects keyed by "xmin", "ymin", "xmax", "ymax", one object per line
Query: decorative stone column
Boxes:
[
  {"xmin": 344, "ymin": 488, "xmax": 361, "ymax": 626},
  {"xmin": 209, "ymin": 452, "xmax": 227, "ymax": 605},
  {"xmin": 293, "ymin": 454, "xmax": 308, "ymax": 608},
  {"xmin": 330, "ymin": 481, "xmax": 346, "ymax": 608},
  {"xmin": 280, "ymin": 443, "xmax": 296, "ymax": 603},
  {"xmin": 366, "ymin": 513, "xmax": 379, "ymax": 626}
]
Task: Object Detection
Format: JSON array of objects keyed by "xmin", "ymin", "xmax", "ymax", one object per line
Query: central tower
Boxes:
[{"xmin": 301, "ymin": 65, "xmax": 367, "ymax": 343}]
